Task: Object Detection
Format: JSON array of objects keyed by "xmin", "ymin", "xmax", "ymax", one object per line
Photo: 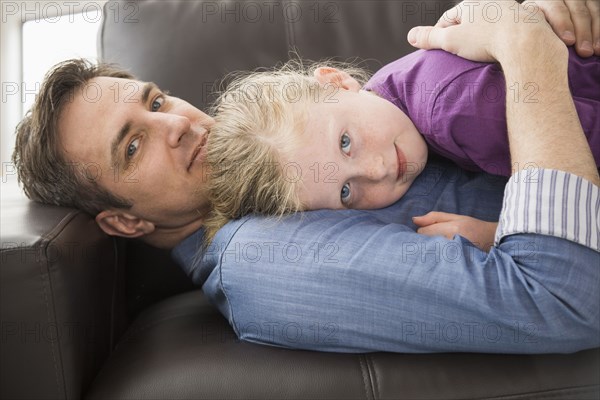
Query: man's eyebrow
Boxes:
[
  {"xmin": 110, "ymin": 82, "xmax": 159, "ymax": 169},
  {"xmin": 141, "ymin": 81, "xmax": 159, "ymax": 104},
  {"xmin": 111, "ymin": 121, "xmax": 132, "ymax": 169}
]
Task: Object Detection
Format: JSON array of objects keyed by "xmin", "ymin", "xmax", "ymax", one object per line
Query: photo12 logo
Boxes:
[
  {"xmin": 441, "ymin": 1, "xmax": 541, "ymax": 24},
  {"xmin": 2, "ymin": 82, "xmax": 40, "ymax": 104},
  {"xmin": 199, "ymin": 1, "xmax": 339, "ymax": 24},
  {"xmin": 1, "ymin": 1, "xmax": 139, "ymax": 24}
]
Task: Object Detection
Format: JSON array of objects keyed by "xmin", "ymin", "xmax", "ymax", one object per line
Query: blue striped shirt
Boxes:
[{"xmin": 496, "ymin": 169, "xmax": 599, "ymax": 252}]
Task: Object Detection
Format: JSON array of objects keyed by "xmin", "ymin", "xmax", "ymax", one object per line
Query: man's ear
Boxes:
[
  {"xmin": 95, "ymin": 210, "xmax": 155, "ymax": 238},
  {"xmin": 313, "ymin": 67, "xmax": 362, "ymax": 92}
]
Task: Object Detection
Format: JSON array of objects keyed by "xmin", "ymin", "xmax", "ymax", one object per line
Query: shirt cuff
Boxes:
[{"xmin": 494, "ymin": 169, "xmax": 600, "ymax": 252}]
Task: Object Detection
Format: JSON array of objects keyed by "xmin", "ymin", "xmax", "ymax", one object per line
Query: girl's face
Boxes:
[{"xmin": 284, "ymin": 86, "xmax": 428, "ymax": 210}]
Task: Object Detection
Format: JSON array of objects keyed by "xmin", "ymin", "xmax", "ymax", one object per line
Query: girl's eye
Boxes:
[
  {"xmin": 341, "ymin": 183, "xmax": 351, "ymax": 204},
  {"xmin": 151, "ymin": 96, "xmax": 164, "ymax": 112},
  {"xmin": 126, "ymin": 138, "xmax": 140, "ymax": 159},
  {"xmin": 340, "ymin": 132, "xmax": 351, "ymax": 154}
]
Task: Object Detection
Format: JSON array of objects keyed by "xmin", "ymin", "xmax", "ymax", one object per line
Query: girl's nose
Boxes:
[{"xmin": 362, "ymin": 155, "xmax": 387, "ymax": 182}]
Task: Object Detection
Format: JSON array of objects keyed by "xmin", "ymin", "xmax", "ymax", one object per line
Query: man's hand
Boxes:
[
  {"xmin": 523, "ymin": 0, "xmax": 600, "ymax": 57},
  {"xmin": 413, "ymin": 211, "xmax": 498, "ymax": 252},
  {"xmin": 409, "ymin": 0, "xmax": 599, "ymax": 59},
  {"xmin": 407, "ymin": 0, "xmax": 560, "ymax": 63}
]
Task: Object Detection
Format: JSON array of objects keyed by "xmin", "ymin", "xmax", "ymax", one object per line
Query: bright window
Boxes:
[{"xmin": 22, "ymin": 9, "xmax": 102, "ymax": 116}]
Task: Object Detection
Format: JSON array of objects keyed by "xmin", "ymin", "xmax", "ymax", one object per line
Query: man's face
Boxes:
[
  {"xmin": 288, "ymin": 88, "xmax": 428, "ymax": 210},
  {"xmin": 58, "ymin": 77, "xmax": 214, "ymax": 231}
]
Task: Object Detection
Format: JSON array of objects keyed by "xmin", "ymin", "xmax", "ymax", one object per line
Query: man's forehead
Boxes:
[
  {"xmin": 85, "ymin": 77, "xmax": 156, "ymax": 100},
  {"xmin": 65, "ymin": 77, "xmax": 162, "ymax": 117},
  {"xmin": 59, "ymin": 77, "xmax": 150, "ymax": 113},
  {"xmin": 91, "ymin": 76, "xmax": 146, "ymax": 88}
]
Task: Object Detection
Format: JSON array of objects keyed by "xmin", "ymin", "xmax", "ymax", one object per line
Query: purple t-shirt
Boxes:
[{"xmin": 364, "ymin": 48, "xmax": 600, "ymax": 176}]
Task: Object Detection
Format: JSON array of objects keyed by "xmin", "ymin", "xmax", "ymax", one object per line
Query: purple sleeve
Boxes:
[
  {"xmin": 365, "ymin": 48, "xmax": 600, "ymax": 176},
  {"xmin": 568, "ymin": 48, "xmax": 600, "ymax": 168}
]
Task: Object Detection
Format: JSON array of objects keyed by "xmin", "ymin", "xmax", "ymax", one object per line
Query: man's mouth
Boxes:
[
  {"xmin": 395, "ymin": 144, "xmax": 406, "ymax": 181},
  {"xmin": 188, "ymin": 134, "xmax": 208, "ymax": 171}
]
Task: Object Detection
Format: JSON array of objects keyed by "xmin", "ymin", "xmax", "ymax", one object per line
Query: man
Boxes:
[
  {"xmin": 13, "ymin": 1, "xmax": 599, "ymax": 352},
  {"xmin": 13, "ymin": 62, "xmax": 214, "ymax": 249}
]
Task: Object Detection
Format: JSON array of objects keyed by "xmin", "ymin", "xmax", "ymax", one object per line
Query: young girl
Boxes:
[{"xmin": 204, "ymin": 48, "xmax": 599, "ymax": 248}]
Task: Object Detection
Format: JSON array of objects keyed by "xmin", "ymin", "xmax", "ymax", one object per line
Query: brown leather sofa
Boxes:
[{"xmin": 1, "ymin": 1, "xmax": 599, "ymax": 399}]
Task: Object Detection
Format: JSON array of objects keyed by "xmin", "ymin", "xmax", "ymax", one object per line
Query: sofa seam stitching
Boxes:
[
  {"xmin": 108, "ymin": 237, "xmax": 119, "ymax": 350},
  {"xmin": 40, "ymin": 239, "xmax": 65, "ymax": 399},
  {"xmin": 358, "ymin": 354, "xmax": 375, "ymax": 400},
  {"xmin": 367, "ymin": 354, "xmax": 379, "ymax": 399},
  {"xmin": 38, "ymin": 211, "xmax": 81, "ymax": 399}
]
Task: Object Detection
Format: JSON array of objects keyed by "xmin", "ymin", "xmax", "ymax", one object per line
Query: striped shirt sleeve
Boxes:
[{"xmin": 494, "ymin": 169, "xmax": 600, "ymax": 252}]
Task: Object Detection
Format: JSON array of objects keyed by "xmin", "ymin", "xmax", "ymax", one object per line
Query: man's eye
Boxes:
[
  {"xmin": 341, "ymin": 183, "xmax": 351, "ymax": 204},
  {"xmin": 151, "ymin": 96, "xmax": 164, "ymax": 112},
  {"xmin": 340, "ymin": 132, "xmax": 351, "ymax": 154},
  {"xmin": 126, "ymin": 138, "xmax": 140, "ymax": 159}
]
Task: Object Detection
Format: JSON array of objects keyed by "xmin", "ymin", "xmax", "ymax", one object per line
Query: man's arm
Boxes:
[
  {"xmin": 189, "ymin": 158, "xmax": 597, "ymax": 354},
  {"xmin": 408, "ymin": 1, "xmax": 599, "ymax": 251},
  {"xmin": 200, "ymin": 199, "xmax": 599, "ymax": 353},
  {"xmin": 410, "ymin": 1, "xmax": 599, "ymax": 185},
  {"xmin": 501, "ymin": 39, "xmax": 598, "ymax": 185},
  {"xmin": 409, "ymin": 0, "xmax": 600, "ymax": 253}
]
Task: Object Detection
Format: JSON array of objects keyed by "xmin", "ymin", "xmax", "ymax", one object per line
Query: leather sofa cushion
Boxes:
[{"xmin": 86, "ymin": 290, "xmax": 600, "ymax": 399}]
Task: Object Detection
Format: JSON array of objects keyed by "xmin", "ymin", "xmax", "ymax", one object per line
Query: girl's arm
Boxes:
[{"xmin": 413, "ymin": 212, "xmax": 498, "ymax": 252}]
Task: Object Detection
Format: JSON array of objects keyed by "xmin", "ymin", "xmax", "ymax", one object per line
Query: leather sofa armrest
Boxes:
[{"xmin": 1, "ymin": 179, "xmax": 127, "ymax": 400}]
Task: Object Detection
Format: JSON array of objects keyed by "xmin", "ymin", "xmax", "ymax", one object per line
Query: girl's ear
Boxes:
[
  {"xmin": 95, "ymin": 209, "xmax": 155, "ymax": 238},
  {"xmin": 313, "ymin": 67, "xmax": 362, "ymax": 92}
]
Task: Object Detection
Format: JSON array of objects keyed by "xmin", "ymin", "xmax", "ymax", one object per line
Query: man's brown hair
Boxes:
[{"xmin": 13, "ymin": 58, "xmax": 135, "ymax": 215}]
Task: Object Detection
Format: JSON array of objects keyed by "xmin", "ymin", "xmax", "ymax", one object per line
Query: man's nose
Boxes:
[{"xmin": 161, "ymin": 114, "xmax": 192, "ymax": 147}]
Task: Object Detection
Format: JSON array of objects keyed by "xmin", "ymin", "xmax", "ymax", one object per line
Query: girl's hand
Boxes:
[{"xmin": 413, "ymin": 211, "xmax": 498, "ymax": 252}]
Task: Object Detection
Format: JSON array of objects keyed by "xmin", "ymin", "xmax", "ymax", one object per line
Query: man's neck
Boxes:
[{"xmin": 142, "ymin": 219, "xmax": 205, "ymax": 249}]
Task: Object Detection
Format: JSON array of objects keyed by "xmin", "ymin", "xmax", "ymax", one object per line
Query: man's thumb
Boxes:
[{"xmin": 408, "ymin": 26, "xmax": 445, "ymax": 50}]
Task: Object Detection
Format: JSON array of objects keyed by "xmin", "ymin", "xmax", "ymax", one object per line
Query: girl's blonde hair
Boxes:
[{"xmin": 203, "ymin": 59, "xmax": 370, "ymax": 246}]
